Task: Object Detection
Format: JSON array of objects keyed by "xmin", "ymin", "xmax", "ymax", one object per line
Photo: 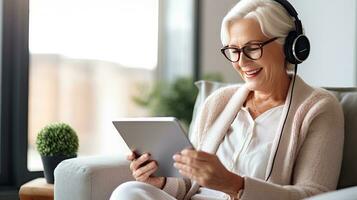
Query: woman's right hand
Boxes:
[{"xmin": 127, "ymin": 151, "xmax": 166, "ymax": 189}]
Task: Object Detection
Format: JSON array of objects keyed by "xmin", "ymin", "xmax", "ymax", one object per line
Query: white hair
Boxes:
[{"xmin": 221, "ymin": 0, "xmax": 298, "ymax": 69}]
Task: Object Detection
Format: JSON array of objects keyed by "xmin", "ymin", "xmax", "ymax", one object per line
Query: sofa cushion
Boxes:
[{"xmin": 325, "ymin": 88, "xmax": 357, "ymax": 188}]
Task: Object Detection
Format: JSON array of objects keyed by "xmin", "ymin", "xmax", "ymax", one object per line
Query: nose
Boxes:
[
  {"xmin": 237, "ymin": 51, "xmax": 250, "ymax": 68},
  {"xmin": 231, "ymin": 52, "xmax": 245, "ymax": 71}
]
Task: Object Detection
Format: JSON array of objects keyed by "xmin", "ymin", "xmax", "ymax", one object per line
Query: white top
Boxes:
[{"xmin": 192, "ymin": 105, "xmax": 284, "ymax": 200}]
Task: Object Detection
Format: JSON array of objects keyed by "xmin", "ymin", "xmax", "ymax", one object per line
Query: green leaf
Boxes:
[
  {"xmin": 35, "ymin": 122, "xmax": 79, "ymax": 156},
  {"xmin": 132, "ymin": 73, "xmax": 224, "ymax": 128}
]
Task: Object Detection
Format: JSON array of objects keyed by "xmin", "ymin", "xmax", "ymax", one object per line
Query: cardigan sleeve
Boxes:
[
  {"xmin": 162, "ymin": 177, "xmax": 191, "ymax": 200},
  {"xmin": 239, "ymin": 97, "xmax": 344, "ymax": 200},
  {"xmin": 162, "ymin": 86, "xmax": 237, "ymax": 199}
]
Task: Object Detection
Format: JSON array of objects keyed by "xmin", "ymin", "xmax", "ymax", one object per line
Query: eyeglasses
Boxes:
[{"xmin": 220, "ymin": 37, "xmax": 278, "ymax": 63}]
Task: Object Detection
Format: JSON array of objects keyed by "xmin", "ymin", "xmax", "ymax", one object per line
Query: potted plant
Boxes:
[
  {"xmin": 36, "ymin": 122, "xmax": 79, "ymax": 184},
  {"xmin": 133, "ymin": 73, "xmax": 223, "ymax": 129}
]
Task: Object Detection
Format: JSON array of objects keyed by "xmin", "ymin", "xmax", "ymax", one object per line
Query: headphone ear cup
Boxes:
[
  {"xmin": 293, "ymin": 34, "xmax": 310, "ymax": 63},
  {"xmin": 284, "ymin": 31, "xmax": 299, "ymax": 64},
  {"xmin": 284, "ymin": 31, "xmax": 311, "ymax": 64}
]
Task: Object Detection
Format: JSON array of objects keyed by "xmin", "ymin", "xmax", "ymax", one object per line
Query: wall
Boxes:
[
  {"xmin": 290, "ymin": 0, "xmax": 356, "ymax": 87},
  {"xmin": 200, "ymin": 0, "xmax": 240, "ymax": 83},
  {"xmin": 200, "ymin": 0, "xmax": 357, "ymax": 87}
]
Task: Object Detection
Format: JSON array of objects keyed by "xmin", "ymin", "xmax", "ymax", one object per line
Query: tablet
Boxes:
[{"xmin": 112, "ymin": 117, "xmax": 194, "ymax": 177}]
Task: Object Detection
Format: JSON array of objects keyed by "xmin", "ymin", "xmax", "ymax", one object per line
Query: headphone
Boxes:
[
  {"xmin": 265, "ymin": 0, "xmax": 310, "ymax": 181},
  {"xmin": 275, "ymin": 0, "xmax": 310, "ymax": 64}
]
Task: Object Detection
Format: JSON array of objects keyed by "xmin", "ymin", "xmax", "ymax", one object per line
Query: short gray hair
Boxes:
[{"xmin": 221, "ymin": 0, "xmax": 299, "ymax": 69}]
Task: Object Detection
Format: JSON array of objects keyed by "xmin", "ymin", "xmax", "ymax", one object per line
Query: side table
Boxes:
[{"xmin": 19, "ymin": 178, "xmax": 53, "ymax": 200}]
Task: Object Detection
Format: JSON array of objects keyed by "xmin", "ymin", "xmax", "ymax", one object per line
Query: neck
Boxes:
[{"xmin": 253, "ymin": 73, "xmax": 291, "ymax": 104}]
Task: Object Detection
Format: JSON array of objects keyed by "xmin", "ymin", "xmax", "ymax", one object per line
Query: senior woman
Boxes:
[{"xmin": 110, "ymin": 0, "xmax": 344, "ymax": 199}]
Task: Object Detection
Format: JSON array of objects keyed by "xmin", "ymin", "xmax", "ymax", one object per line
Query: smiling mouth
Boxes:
[{"xmin": 244, "ymin": 68, "xmax": 262, "ymax": 78}]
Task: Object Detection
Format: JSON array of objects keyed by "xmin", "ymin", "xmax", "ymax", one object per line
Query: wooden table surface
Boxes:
[{"xmin": 19, "ymin": 178, "xmax": 54, "ymax": 200}]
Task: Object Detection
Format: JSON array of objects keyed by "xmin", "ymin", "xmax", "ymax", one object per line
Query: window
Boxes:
[
  {"xmin": 27, "ymin": 0, "xmax": 159, "ymax": 171},
  {"xmin": 0, "ymin": 0, "xmax": 197, "ymax": 196}
]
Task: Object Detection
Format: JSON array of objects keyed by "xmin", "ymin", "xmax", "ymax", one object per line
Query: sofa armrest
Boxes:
[
  {"xmin": 305, "ymin": 186, "xmax": 357, "ymax": 200},
  {"xmin": 54, "ymin": 155, "xmax": 133, "ymax": 200}
]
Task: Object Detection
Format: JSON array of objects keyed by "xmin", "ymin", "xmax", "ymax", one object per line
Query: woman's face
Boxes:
[{"xmin": 228, "ymin": 18, "xmax": 287, "ymax": 92}]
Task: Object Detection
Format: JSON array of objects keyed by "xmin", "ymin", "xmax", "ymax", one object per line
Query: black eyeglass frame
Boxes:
[{"xmin": 220, "ymin": 37, "xmax": 278, "ymax": 63}]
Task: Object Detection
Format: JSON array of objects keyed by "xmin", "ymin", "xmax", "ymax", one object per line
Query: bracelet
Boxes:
[{"xmin": 160, "ymin": 177, "xmax": 167, "ymax": 190}]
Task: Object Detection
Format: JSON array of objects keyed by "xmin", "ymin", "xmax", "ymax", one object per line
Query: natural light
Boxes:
[
  {"xmin": 29, "ymin": 0, "xmax": 158, "ymax": 69},
  {"xmin": 28, "ymin": 0, "xmax": 158, "ymax": 171}
]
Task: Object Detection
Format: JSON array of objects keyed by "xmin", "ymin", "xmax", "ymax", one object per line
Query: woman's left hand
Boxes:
[{"xmin": 173, "ymin": 149, "xmax": 243, "ymax": 196}]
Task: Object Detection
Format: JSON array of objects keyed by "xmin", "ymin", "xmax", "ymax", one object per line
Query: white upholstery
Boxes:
[{"xmin": 54, "ymin": 156, "xmax": 133, "ymax": 200}]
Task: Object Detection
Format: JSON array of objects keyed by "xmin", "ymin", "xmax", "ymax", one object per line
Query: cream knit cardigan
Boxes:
[{"xmin": 162, "ymin": 76, "xmax": 344, "ymax": 200}]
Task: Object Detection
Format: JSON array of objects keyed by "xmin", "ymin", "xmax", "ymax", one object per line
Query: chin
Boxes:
[
  {"xmin": 244, "ymin": 79, "xmax": 263, "ymax": 91},
  {"xmin": 245, "ymin": 81, "xmax": 257, "ymax": 91}
]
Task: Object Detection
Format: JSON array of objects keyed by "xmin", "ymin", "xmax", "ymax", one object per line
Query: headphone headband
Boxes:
[
  {"xmin": 274, "ymin": 0, "xmax": 298, "ymax": 17},
  {"xmin": 274, "ymin": 0, "xmax": 302, "ymax": 34},
  {"xmin": 273, "ymin": 0, "xmax": 309, "ymax": 64}
]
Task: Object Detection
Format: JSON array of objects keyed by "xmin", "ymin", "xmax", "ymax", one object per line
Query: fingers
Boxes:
[
  {"xmin": 173, "ymin": 149, "xmax": 212, "ymax": 169},
  {"xmin": 128, "ymin": 152, "xmax": 158, "ymax": 182},
  {"xmin": 173, "ymin": 153, "xmax": 202, "ymax": 180},
  {"xmin": 173, "ymin": 162, "xmax": 198, "ymax": 174},
  {"xmin": 177, "ymin": 168, "xmax": 197, "ymax": 180},
  {"xmin": 135, "ymin": 161, "xmax": 158, "ymax": 181},
  {"xmin": 126, "ymin": 151, "xmax": 136, "ymax": 161},
  {"xmin": 130, "ymin": 153, "xmax": 151, "ymax": 171},
  {"xmin": 133, "ymin": 161, "xmax": 158, "ymax": 179},
  {"xmin": 173, "ymin": 149, "xmax": 216, "ymax": 181},
  {"xmin": 173, "ymin": 154, "xmax": 203, "ymax": 169},
  {"xmin": 174, "ymin": 162, "xmax": 201, "ymax": 181},
  {"xmin": 180, "ymin": 149, "xmax": 212, "ymax": 161}
]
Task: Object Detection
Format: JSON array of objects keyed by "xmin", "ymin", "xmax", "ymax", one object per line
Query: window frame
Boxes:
[
  {"xmin": 0, "ymin": 0, "xmax": 8, "ymax": 185},
  {"xmin": 193, "ymin": 0, "xmax": 201, "ymax": 81},
  {"xmin": 0, "ymin": 0, "xmax": 42, "ymax": 190}
]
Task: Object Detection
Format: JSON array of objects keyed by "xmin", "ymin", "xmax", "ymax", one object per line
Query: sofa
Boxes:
[{"xmin": 54, "ymin": 81, "xmax": 357, "ymax": 200}]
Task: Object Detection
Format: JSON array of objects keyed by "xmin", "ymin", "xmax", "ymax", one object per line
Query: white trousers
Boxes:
[
  {"xmin": 110, "ymin": 181, "xmax": 176, "ymax": 200},
  {"xmin": 110, "ymin": 181, "xmax": 231, "ymax": 200}
]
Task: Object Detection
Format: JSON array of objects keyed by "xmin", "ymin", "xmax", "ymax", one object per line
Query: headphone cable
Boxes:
[{"xmin": 265, "ymin": 64, "xmax": 298, "ymax": 181}]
